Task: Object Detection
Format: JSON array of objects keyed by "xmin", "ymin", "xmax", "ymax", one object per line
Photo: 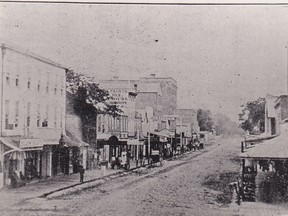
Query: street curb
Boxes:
[
  {"xmin": 41, "ymin": 170, "xmax": 124, "ymax": 199},
  {"xmin": 41, "ymin": 165, "xmax": 147, "ymax": 199},
  {"xmin": 40, "ymin": 150, "xmax": 205, "ymax": 199}
]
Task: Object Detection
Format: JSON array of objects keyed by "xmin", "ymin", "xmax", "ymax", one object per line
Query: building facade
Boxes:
[
  {"xmin": 274, "ymin": 95, "xmax": 288, "ymax": 135},
  {"xmin": 135, "ymin": 74, "xmax": 178, "ymax": 132},
  {"xmin": 97, "ymin": 79, "xmax": 142, "ymax": 162},
  {"xmin": 264, "ymin": 94, "xmax": 278, "ymax": 135},
  {"xmin": 176, "ymin": 109, "xmax": 199, "ymax": 134},
  {"xmin": 0, "ymin": 44, "xmax": 67, "ymax": 187}
]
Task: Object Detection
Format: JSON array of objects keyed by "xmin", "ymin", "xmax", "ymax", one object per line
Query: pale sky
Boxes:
[{"xmin": 1, "ymin": 2, "xmax": 288, "ymax": 122}]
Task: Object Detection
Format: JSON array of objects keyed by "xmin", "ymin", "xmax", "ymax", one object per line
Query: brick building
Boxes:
[
  {"xmin": 274, "ymin": 95, "xmax": 288, "ymax": 135},
  {"xmin": 135, "ymin": 74, "xmax": 178, "ymax": 131}
]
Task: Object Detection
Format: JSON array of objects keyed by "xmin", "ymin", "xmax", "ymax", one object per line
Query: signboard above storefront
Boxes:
[
  {"xmin": 20, "ymin": 139, "xmax": 44, "ymax": 149},
  {"xmin": 161, "ymin": 115, "xmax": 179, "ymax": 121}
]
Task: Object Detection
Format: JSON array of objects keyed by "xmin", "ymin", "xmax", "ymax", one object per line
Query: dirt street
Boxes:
[{"xmin": 2, "ymin": 136, "xmax": 288, "ymax": 216}]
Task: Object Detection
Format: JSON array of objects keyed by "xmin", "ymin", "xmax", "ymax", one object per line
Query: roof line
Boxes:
[{"xmin": 1, "ymin": 43, "xmax": 69, "ymax": 70}]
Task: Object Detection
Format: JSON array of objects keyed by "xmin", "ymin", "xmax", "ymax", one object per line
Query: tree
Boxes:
[
  {"xmin": 239, "ymin": 97, "xmax": 265, "ymax": 133},
  {"xmin": 66, "ymin": 70, "xmax": 122, "ymax": 150},
  {"xmin": 213, "ymin": 113, "xmax": 243, "ymax": 136},
  {"xmin": 197, "ymin": 109, "xmax": 214, "ymax": 132}
]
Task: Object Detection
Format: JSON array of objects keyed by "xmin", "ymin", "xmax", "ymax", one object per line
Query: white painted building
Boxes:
[{"xmin": 0, "ymin": 44, "xmax": 67, "ymax": 187}]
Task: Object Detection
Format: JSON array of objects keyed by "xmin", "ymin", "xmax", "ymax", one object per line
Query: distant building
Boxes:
[
  {"xmin": 264, "ymin": 94, "xmax": 278, "ymax": 135},
  {"xmin": 135, "ymin": 74, "xmax": 178, "ymax": 131},
  {"xmin": 274, "ymin": 95, "xmax": 288, "ymax": 135},
  {"xmin": 97, "ymin": 78, "xmax": 142, "ymax": 162},
  {"xmin": 135, "ymin": 82, "xmax": 162, "ymax": 132},
  {"xmin": 0, "ymin": 44, "xmax": 67, "ymax": 187},
  {"xmin": 176, "ymin": 109, "xmax": 199, "ymax": 134}
]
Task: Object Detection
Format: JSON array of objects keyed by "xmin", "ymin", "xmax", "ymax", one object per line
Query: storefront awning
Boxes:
[
  {"xmin": 63, "ymin": 135, "xmax": 90, "ymax": 147},
  {"xmin": 240, "ymin": 133, "xmax": 288, "ymax": 160},
  {"xmin": 64, "ymin": 130, "xmax": 89, "ymax": 147},
  {"xmin": 0, "ymin": 137, "xmax": 22, "ymax": 152},
  {"xmin": 151, "ymin": 130, "xmax": 174, "ymax": 138}
]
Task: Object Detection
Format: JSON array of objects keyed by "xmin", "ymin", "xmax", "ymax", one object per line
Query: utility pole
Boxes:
[{"xmin": 148, "ymin": 119, "xmax": 151, "ymax": 164}]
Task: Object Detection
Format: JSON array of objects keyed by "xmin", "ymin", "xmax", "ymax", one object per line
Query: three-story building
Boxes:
[{"xmin": 0, "ymin": 44, "xmax": 67, "ymax": 187}]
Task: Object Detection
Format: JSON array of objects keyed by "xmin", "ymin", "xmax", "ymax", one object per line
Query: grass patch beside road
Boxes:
[{"xmin": 202, "ymin": 171, "xmax": 239, "ymax": 206}]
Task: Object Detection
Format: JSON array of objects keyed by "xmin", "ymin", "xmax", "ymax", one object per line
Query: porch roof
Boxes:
[
  {"xmin": 240, "ymin": 132, "xmax": 288, "ymax": 160},
  {"xmin": 65, "ymin": 130, "xmax": 89, "ymax": 147}
]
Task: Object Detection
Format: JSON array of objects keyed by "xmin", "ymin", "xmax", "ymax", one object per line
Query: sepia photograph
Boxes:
[{"xmin": 0, "ymin": 0, "xmax": 288, "ymax": 215}]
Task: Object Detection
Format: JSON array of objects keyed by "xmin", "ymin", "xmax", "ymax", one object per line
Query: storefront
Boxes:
[
  {"xmin": 240, "ymin": 126, "xmax": 288, "ymax": 202},
  {"xmin": 0, "ymin": 137, "xmax": 46, "ymax": 187},
  {"xmin": 54, "ymin": 133, "xmax": 89, "ymax": 175}
]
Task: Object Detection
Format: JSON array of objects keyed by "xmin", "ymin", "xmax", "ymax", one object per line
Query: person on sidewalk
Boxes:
[
  {"xmin": 111, "ymin": 155, "xmax": 116, "ymax": 169},
  {"xmin": 117, "ymin": 156, "xmax": 122, "ymax": 169},
  {"xmin": 79, "ymin": 165, "xmax": 85, "ymax": 183}
]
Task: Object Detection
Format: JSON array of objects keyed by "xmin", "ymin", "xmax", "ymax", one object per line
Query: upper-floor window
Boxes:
[
  {"xmin": 15, "ymin": 101, "xmax": 19, "ymax": 128},
  {"xmin": 27, "ymin": 102, "xmax": 31, "ymax": 127},
  {"xmin": 15, "ymin": 76, "xmax": 19, "ymax": 87},
  {"xmin": 5, "ymin": 75, "xmax": 10, "ymax": 85},
  {"xmin": 46, "ymin": 83, "xmax": 49, "ymax": 94},
  {"xmin": 54, "ymin": 106, "xmax": 57, "ymax": 128},
  {"xmin": 27, "ymin": 78, "xmax": 31, "ymax": 89},
  {"xmin": 37, "ymin": 104, "xmax": 41, "ymax": 127},
  {"xmin": 60, "ymin": 107, "xmax": 63, "ymax": 129},
  {"xmin": 5, "ymin": 100, "xmax": 12, "ymax": 130},
  {"xmin": 37, "ymin": 82, "xmax": 41, "ymax": 92},
  {"xmin": 54, "ymin": 86, "xmax": 57, "ymax": 95},
  {"xmin": 42, "ymin": 104, "xmax": 49, "ymax": 127}
]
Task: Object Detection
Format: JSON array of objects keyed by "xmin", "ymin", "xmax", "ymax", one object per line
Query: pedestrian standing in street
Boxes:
[{"xmin": 79, "ymin": 165, "xmax": 85, "ymax": 183}]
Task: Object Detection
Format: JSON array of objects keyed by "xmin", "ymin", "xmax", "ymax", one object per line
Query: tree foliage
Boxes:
[
  {"xmin": 213, "ymin": 113, "xmax": 243, "ymax": 136},
  {"xmin": 66, "ymin": 70, "xmax": 123, "ymax": 150},
  {"xmin": 197, "ymin": 109, "xmax": 214, "ymax": 132},
  {"xmin": 66, "ymin": 70, "xmax": 122, "ymax": 121},
  {"xmin": 239, "ymin": 97, "xmax": 265, "ymax": 133}
]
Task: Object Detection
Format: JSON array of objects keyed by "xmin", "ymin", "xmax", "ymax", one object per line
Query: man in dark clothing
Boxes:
[{"xmin": 79, "ymin": 165, "xmax": 85, "ymax": 183}]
